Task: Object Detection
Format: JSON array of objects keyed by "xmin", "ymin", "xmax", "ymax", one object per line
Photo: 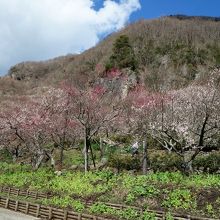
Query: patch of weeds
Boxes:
[
  {"xmin": 206, "ymin": 203, "xmax": 216, "ymax": 218},
  {"xmin": 165, "ymin": 212, "xmax": 174, "ymax": 220},
  {"xmin": 141, "ymin": 210, "xmax": 157, "ymax": 220},
  {"xmin": 162, "ymin": 189, "xmax": 196, "ymax": 210}
]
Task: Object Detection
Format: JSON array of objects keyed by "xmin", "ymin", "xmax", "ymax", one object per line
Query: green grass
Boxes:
[{"xmin": 0, "ymin": 162, "xmax": 220, "ymax": 218}]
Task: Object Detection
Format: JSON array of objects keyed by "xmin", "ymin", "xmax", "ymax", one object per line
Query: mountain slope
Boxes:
[{"xmin": 4, "ymin": 15, "xmax": 220, "ymax": 93}]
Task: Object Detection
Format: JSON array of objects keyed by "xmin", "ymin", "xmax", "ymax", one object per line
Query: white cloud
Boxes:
[{"xmin": 0, "ymin": 0, "xmax": 140, "ymax": 75}]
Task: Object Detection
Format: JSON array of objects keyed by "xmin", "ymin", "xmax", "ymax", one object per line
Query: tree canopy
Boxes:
[{"xmin": 106, "ymin": 35, "xmax": 137, "ymax": 71}]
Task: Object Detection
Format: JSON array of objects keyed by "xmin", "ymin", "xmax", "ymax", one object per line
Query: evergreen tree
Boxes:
[{"xmin": 106, "ymin": 35, "xmax": 137, "ymax": 71}]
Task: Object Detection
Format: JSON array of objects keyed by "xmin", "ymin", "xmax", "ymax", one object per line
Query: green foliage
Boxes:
[
  {"xmin": 63, "ymin": 149, "xmax": 84, "ymax": 167},
  {"xmin": 110, "ymin": 134, "xmax": 133, "ymax": 145},
  {"xmin": 165, "ymin": 212, "xmax": 174, "ymax": 220},
  {"xmin": 48, "ymin": 172, "xmax": 113, "ymax": 196},
  {"xmin": 72, "ymin": 200, "xmax": 85, "ymax": 212},
  {"xmin": 0, "ymin": 162, "xmax": 220, "ymax": 218},
  {"xmin": 150, "ymin": 153, "xmax": 182, "ymax": 172},
  {"xmin": 142, "ymin": 211, "xmax": 157, "ymax": 220},
  {"xmin": 122, "ymin": 174, "xmax": 159, "ymax": 204},
  {"xmin": 0, "ymin": 162, "xmax": 31, "ymax": 174},
  {"xmin": 119, "ymin": 207, "xmax": 139, "ymax": 220},
  {"xmin": 126, "ymin": 184, "xmax": 159, "ymax": 204},
  {"xmin": 154, "ymin": 42, "xmax": 208, "ymax": 68},
  {"xmin": 0, "ymin": 149, "xmax": 13, "ymax": 163},
  {"xmin": 162, "ymin": 189, "xmax": 196, "ymax": 210},
  {"xmin": 106, "ymin": 35, "xmax": 137, "ymax": 71},
  {"xmin": 206, "ymin": 203, "xmax": 215, "ymax": 217},
  {"xmin": 42, "ymin": 196, "xmax": 85, "ymax": 212},
  {"xmin": 108, "ymin": 154, "xmax": 140, "ymax": 172},
  {"xmin": 90, "ymin": 202, "xmax": 140, "ymax": 219},
  {"xmin": 193, "ymin": 152, "xmax": 220, "ymax": 173},
  {"xmin": 207, "ymin": 43, "xmax": 220, "ymax": 65},
  {"xmin": 42, "ymin": 196, "xmax": 72, "ymax": 208},
  {"xmin": 89, "ymin": 202, "xmax": 110, "ymax": 214},
  {"xmin": 150, "ymin": 151, "xmax": 220, "ymax": 174}
]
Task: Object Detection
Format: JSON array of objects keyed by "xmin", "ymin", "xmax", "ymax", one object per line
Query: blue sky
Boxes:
[
  {"xmin": 0, "ymin": 0, "xmax": 219, "ymax": 75},
  {"xmin": 136, "ymin": 0, "xmax": 219, "ymax": 20},
  {"xmin": 95, "ymin": 0, "xmax": 220, "ymax": 22}
]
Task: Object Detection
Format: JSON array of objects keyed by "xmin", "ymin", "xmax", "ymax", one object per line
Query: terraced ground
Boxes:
[{"xmin": 0, "ymin": 162, "xmax": 220, "ymax": 219}]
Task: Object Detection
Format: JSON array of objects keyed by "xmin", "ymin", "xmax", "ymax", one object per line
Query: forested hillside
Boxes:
[{"xmin": 3, "ymin": 15, "xmax": 220, "ymax": 92}]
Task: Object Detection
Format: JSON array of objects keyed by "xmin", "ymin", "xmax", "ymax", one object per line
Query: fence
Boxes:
[
  {"xmin": 0, "ymin": 196, "xmax": 111, "ymax": 220},
  {"xmin": 0, "ymin": 186, "xmax": 49, "ymax": 200},
  {"xmin": 0, "ymin": 186, "xmax": 216, "ymax": 220}
]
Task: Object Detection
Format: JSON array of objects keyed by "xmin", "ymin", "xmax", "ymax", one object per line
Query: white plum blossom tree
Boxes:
[{"xmin": 150, "ymin": 84, "xmax": 220, "ymax": 173}]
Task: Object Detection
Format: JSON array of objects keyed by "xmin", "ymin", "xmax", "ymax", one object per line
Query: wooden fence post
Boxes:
[
  {"xmin": 78, "ymin": 213, "xmax": 82, "ymax": 220},
  {"xmin": 15, "ymin": 200, "xmax": 19, "ymax": 211},
  {"xmin": 26, "ymin": 190, "xmax": 29, "ymax": 198},
  {"xmin": 5, "ymin": 198, "xmax": 9, "ymax": 208},
  {"xmin": 64, "ymin": 210, "xmax": 68, "ymax": 220},
  {"xmin": 36, "ymin": 204, "xmax": 40, "ymax": 217},
  {"xmin": 17, "ymin": 189, "xmax": 20, "ymax": 196},
  {"xmin": 7, "ymin": 187, "xmax": 11, "ymax": 197},
  {"xmin": 25, "ymin": 202, "xmax": 29, "ymax": 214},
  {"xmin": 48, "ymin": 207, "xmax": 52, "ymax": 219}
]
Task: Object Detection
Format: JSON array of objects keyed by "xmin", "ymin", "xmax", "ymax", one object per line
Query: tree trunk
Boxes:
[
  {"xmin": 32, "ymin": 149, "xmax": 45, "ymax": 170},
  {"xmin": 47, "ymin": 151, "xmax": 55, "ymax": 168},
  {"xmin": 100, "ymin": 137, "xmax": 104, "ymax": 160},
  {"xmin": 8, "ymin": 146, "xmax": 20, "ymax": 163},
  {"xmin": 84, "ymin": 135, "xmax": 89, "ymax": 172},
  {"xmin": 59, "ymin": 146, "xmax": 64, "ymax": 169},
  {"xmin": 90, "ymin": 144, "xmax": 96, "ymax": 169},
  {"xmin": 142, "ymin": 138, "xmax": 148, "ymax": 174},
  {"xmin": 183, "ymin": 150, "xmax": 194, "ymax": 175}
]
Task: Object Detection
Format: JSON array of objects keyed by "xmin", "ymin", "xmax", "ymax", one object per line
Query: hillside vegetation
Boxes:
[
  {"xmin": 0, "ymin": 163, "xmax": 220, "ymax": 219},
  {"xmin": 0, "ymin": 15, "xmax": 220, "ymax": 219},
  {"xmin": 3, "ymin": 15, "xmax": 220, "ymax": 92}
]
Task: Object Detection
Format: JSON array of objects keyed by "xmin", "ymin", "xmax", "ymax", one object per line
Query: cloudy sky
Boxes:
[
  {"xmin": 0, "ymin": 0, "xmax": 219, "ymax": 75},
  {"xmin": 0, "ymin": 0, "xmax": 141, "ymax": 75}
]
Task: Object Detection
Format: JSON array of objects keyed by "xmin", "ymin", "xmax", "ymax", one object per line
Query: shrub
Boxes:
[
  {"xmin": 150, "ymin": 152, "xmax": 182, "ymax": 172},
  {"xmin": 0, "ymin": 149, "xmax": 13, "ymax": 163},
  {"xmin": 193, "ymin": 152, "xmax": 220, "ymax": 173},
  {"xmin": 108, "ymin": 154, "xmax": 141, "ymax": 172}
]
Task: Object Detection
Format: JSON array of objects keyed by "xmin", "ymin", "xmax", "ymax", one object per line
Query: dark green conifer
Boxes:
[{"xmin": 106, "ymin": 35, "xmax": 137, "ymax": 71}]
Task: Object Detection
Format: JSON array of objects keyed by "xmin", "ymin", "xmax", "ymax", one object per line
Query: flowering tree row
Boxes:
[
  {"xmin": 0, "ymin": 83, "xmax": 121, "ymax": 171},
  {"xmin": 126, "ymin": 82, "xmax": 220, "ymax": 173},
  {"xmin": 0, "ymin": 76, "xmax": 219, "ymax": 173}
]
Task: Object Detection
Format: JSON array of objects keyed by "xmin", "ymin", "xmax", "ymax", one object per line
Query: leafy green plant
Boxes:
[
  {"xmin": 118, "ymin": 207, "xmax": 139, "ymax": 220},
  {"xmin": 206, "ymin": 203, "xmax": 215, "ymax": 217},
  {"xmin": 71, "ymin": 200, "xmax": 85, "ymax": 212},
  {"xmin": 193, "ymin": 152, "xmax": 220, "ymax": 173},
  {"xmin": 162, "ymin": 189, "xmax": 196, "ymax": 210},
  {"xmin": 108, "ymin": 154, "xmax": 140, "ymax": 172},
  {"xmin": 42, "ymin": 196, "xmax": 85, "ymax": 212},
  {"xmin": 89, "ymin": 202, "xmax": 110, "ymax": 214},
  {"xmin": 141, "ymin": 211, "xmax": 157, "ymax": 220},
  {"xmin": 165, "ymin": 212, "xmax": 174, "ymax": 220}
]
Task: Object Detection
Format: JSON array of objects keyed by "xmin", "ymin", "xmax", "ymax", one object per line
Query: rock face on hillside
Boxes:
[{"xmin": 5, "ymin": 15, "xmax": 220, "ymax": 92}]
